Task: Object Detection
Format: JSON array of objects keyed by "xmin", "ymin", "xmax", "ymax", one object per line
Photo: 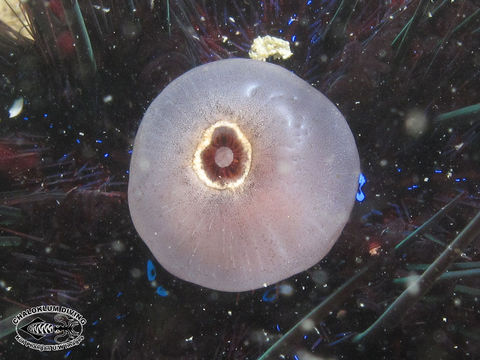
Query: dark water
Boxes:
[{"xmin": 0, "ymin": 1, "xmax": 479, "ymax": 359}]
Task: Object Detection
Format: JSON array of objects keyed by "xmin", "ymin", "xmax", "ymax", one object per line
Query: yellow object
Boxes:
[{"xmin": 249, "ymin": 35, "xmax": 293, "ymax": 61}]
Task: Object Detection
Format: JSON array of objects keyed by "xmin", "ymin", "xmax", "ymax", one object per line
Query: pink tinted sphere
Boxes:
[{"xmin": 128, "ymin": 59, "xmax": 360, "ymax": 292}]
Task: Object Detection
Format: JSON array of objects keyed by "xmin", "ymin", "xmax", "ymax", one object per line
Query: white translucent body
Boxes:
[{"xmin": 128, "ymin": 59, "xmax": 360, "ymax": 292}]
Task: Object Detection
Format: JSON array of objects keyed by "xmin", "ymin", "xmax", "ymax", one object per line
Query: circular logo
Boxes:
[{"xmin": 12, "ymin": 305, "xmax": 86, "ymax": 351}]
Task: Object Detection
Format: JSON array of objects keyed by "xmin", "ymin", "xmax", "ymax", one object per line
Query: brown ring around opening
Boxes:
[{"xmin": 192, "ymin": 120, "xmax": 252, "ymax": 190}]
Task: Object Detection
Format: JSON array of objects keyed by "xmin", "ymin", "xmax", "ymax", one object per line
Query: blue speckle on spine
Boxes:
[{"xmin": 356, "ymin": 173, "xmax": 366, "ymax": 202}]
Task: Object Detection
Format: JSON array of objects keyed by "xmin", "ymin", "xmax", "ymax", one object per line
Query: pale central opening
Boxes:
[{"xmin": 215, "ymin": 146, "xmax": 234, "ymax": 168}]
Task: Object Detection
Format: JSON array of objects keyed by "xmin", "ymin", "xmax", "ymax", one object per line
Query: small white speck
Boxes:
[
  {"xmin": 8, "ymin": 97, "xmax": 23, "ymax": 118},
  {"xmin": 300, "ymin": 319, "xmax": 315, "ymax": 331},
  {"xmin": 103, "ymin": 94, "xmax": 113, "ymax": 103},
  {"xmin": 279, "ymin": 284, "xmax": 294, "ymax": 296}
]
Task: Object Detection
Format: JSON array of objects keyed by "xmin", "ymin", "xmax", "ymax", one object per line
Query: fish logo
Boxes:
[{"xmin": 12, "ymin": 305, "xmax": 86, "ymax": 351}]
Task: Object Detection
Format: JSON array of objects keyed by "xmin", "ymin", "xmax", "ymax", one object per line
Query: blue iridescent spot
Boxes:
[
  {"xmin": 156, "ymin": 286, "xmax": 168, "ymax": 297},
  {"xmin": 147, "ymin": 259, "xmax": 156, "ymax": 281},
  {"xmin": 356, "ymin": 173, "xmax": 366, "ymax": 202},
  {"xmin": 262, "ymin": 288, "xmax": 277, "ymax": 302}
]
